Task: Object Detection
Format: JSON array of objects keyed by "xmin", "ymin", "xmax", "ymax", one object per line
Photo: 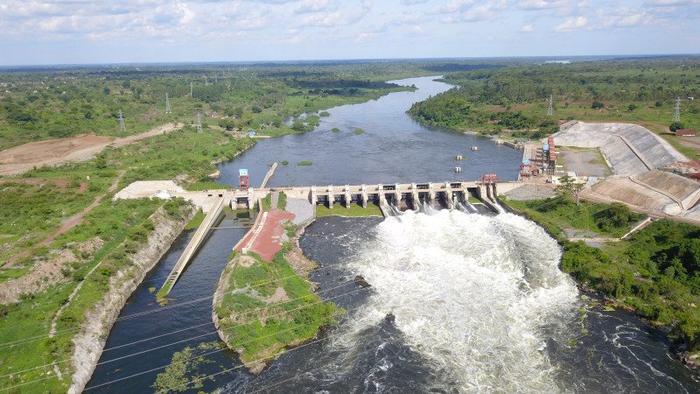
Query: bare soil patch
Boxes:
[{"xmin": 0, "ymin": 123, "xmax": 181, "ymax": 176}]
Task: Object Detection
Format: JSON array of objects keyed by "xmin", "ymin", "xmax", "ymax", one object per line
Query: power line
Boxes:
[
  {"xmin": 3, "ymin": 285, "xmax": 368, "ymax": 392},
  {"xmin": 245, "ymin": 351, "xmax": 361, "ymax": 394},
  {"xmin": 83, "ymin": 286, "xmax": 370, "ymax": 392},
  {"xmin": 0, "ymin": 270, "xmax": 329, "ymax": 349},
  {"xmin": 0, "ymin": 278, "xmax": 360, "ymax": 379}
]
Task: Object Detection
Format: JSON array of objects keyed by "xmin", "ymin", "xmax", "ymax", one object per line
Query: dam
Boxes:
[{"xmin": 118, "ymin": 178, "xmax": 522, "ymax": 297}]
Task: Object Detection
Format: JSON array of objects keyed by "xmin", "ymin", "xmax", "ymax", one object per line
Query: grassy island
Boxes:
[{"xmin": 213, "ymin": 246, "xmax": 341, "ymax": 373}]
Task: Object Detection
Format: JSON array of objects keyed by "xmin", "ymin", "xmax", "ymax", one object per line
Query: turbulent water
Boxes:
[{"xmin": 346, "ymin": 210, "xmax": 579, "ymax": 391}]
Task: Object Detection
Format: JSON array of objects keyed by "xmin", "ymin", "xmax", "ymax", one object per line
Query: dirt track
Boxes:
[{"xmin": 0, "ymin": 123, "xmax": 182, "ymax": 176}]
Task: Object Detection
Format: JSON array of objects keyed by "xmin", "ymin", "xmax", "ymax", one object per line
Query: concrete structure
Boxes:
[
  {"xmin": 157, "ymin": 197, "xmax": 225, "ymax": 299},
  {"xmin": 552, "ymin": 122, "xmax": 687, "ymax": 176},
  {"xmin": 115, "ymin": 180, "xmax": 522, "ymax": 215}
]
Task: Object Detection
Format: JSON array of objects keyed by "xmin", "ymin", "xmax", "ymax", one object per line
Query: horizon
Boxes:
[{"xmin": 2, "ymin": 52, "xmax": 700, "ymax": 69}]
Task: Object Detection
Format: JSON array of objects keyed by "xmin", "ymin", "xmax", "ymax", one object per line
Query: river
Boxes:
[{"xmin": 87, "ymin": 76, "xmax": 699, "ymax": 392}]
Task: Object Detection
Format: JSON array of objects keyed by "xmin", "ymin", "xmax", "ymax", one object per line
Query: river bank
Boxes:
[
  {"xmin": 501, "ymin": 197, "xmax": 700, "ymax": 373},
  {"xmin": 68, "ymin": 203, "xmax": 195, "ymax": 392}
]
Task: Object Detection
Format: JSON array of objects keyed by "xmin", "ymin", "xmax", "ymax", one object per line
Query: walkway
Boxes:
[
  {"xmin": 157, "ymin": 197, "xmax": 225, "ymax": 298},
  {"xmin": 236, "ymin": 205, "xmax": 294, "ymax": 261}
]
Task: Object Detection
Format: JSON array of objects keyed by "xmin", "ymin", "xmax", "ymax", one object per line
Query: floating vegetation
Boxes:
[
  {"xmin": 297, "ymin": 160, "xmax": 313, "ymax": 166},
  {"xmin": 353, "ymin": 127, "xmax": 365, "ymax": 135},
  {"xmin": 153, "ymin": 342, "xmax": 220, "ymax": 392}
]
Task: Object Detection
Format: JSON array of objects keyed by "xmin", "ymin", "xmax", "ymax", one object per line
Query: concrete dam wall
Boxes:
[{"xmin": 553, "ymin": 122, "xmax": 687, "ymax": 176}]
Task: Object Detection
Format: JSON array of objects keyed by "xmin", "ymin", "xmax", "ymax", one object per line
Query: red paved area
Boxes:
[{"xmin": 236, "ymin": 209, "xmax": 295, "ymax": 261}]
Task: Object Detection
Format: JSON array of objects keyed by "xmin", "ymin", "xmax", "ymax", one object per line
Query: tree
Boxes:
[
  {"xmin": 556, "ymin": 174, "xmax": 584, "ymax": 205},
  {"xmin": 595, "ymin": 202, "xmax": 634, "ymax": 232},
  {"xmin": 591, "ymin": 101, "xmax": 604, "ymax": 109},
  {"xmin": 670, "ymin": 121, "xmax": 684, "ymax": 132}
]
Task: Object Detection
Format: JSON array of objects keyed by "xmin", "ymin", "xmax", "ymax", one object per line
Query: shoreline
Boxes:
[
  {"xmin": 67, "ymin": 205, "xmax": 195, "ymax": 393},
  {"xmin": 499, "ymin": 199, "xmax": 700, "ymax": 373}
]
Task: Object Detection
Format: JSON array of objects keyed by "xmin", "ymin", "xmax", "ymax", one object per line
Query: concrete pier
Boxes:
[{"xmin": 157, "ymin": 197, "xmax": 225, "ymax": 299}]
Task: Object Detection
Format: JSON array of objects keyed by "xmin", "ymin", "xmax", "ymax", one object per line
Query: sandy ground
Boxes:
[
  {"xmin": 0, "ymin": 122, "xmax": 182, "ymax": 176},
  {"xmin": 503, "ymin": 184, "xmax": 556, "ymax": 201}
]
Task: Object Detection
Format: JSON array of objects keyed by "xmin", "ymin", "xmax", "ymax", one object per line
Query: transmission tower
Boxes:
[
  {"xmin": 190, "ymin": 81, "xmax": 193, "ymax": 98},
  {"xmin": 118, "ymin": 110, "xmax": 126, "ymax": 132},
  {"xmin": 547, "ymin": 94, "xmax": 554, "ymax": 116},
  {"xmin": 165, "ymin": 92, "xmax": 172, "ymax": 114},
  {"xmin": 195, "ymin": 112, "xmax": 203, "ymax": 133},
  {"xmin": 673, "ymin": 97, "xmax": 681, "ymax": 122}
]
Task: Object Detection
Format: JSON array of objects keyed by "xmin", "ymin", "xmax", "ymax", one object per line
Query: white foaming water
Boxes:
[{"xmin": 347, "ymin": 209, "xmax": 579, "ymax": 392}]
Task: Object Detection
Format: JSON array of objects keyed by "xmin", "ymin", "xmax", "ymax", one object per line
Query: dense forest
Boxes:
[{"xmin": 409, "ymin": 57, "xmax": 700, "ymax": 143}]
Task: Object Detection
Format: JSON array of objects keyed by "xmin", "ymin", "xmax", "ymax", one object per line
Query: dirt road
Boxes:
[
  {"xmin": 0, "ymin": 123, "xmax": 182, "ymax": 176},
  {"xmin": 4, "ymin": 171, "xmax": 125, "ymax": 267}
]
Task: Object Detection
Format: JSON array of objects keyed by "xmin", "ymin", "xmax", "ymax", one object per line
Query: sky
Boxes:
[{"xmin": 0, "ymin": 0, "xmax": 698, "ymax": 66}]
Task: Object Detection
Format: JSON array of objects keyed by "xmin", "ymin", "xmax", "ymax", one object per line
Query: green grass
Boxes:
[
  {"xmin": 261, "ymin": 193, "xmax": 272, "ymax": 212},
  {"xmin": 214, "ymin": 246, "xmax": 341, "ymax": 365},
  {"xmin": 504, "ymin": 197, "xmax": 643, "ymax": 238},
  {"xmin": 316, "ymin": 202, "xmax": 383, "ymax": 217},
  {"xmin": 184, "ymin": 210, "xmax": 205, "ymax": 231},
  {"xmin": 277, "ymin": 191, "xmax": 287, "ymax": 211},
  {"xmin": 187, "ymin": 181, "xmax": 230, "ymax": 191}
]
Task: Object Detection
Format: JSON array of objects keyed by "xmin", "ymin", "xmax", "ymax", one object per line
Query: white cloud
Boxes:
[
  {"xmin": 554, "ymin": 15, "xmax": 587, "ymax": 31},
  {"xmin": 520, "ymin": 23, "xmax": 535, "ymax": 32},
  {"xmin": 518, "ymin": 0, "xmax": 570, "ymax": 10}
]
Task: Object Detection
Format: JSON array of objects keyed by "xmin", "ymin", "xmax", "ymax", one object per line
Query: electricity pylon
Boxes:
[
  {"xmin": 118, "ymin": 110, "xmax": 126, "ymax": 132},
  {"xmin": 547, "ymin": 94, "xmax": 554, "ymax": 116},
  {"xmin": 673, "ymin": 97, "xmax": 681, "ymax": 122},
  {"xmin": 196, "ymin": 112, "xmax": 203, "ymax": 133},
  {"xmin": 165, "ymin": 93, "xmax": 172, "ymax": 114}
]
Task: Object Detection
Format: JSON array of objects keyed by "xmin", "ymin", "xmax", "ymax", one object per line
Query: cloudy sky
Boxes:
[{"xmin": 0, "ymin": 0, "xmax": 698, "ymax": 65}]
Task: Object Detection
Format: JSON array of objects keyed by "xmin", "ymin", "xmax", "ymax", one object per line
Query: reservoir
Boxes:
[{"xmin": 87, "ymin": 77, "xmax": 700, "ymax": 392}]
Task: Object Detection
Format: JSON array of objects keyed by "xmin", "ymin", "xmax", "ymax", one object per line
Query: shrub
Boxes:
[{"xmin": 670, "ymin": 121, "xmax": 684, "ymax": 132}]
